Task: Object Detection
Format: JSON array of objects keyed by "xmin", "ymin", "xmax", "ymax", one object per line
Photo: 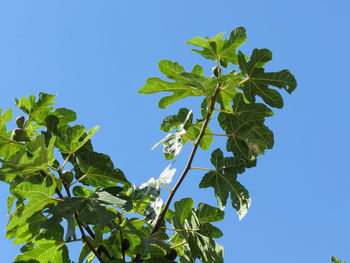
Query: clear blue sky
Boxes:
[{"xmin": 0, "ymin": 1, "xmax": 349, "ymax": 262}]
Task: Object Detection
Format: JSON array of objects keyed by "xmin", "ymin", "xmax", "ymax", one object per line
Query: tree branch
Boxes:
[{"xmin": 151, "ymin": 84, "xmax": 221, "ymax": 234}]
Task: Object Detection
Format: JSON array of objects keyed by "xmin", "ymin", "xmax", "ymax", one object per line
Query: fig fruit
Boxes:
[
  {"xmin": 62, "ymin": 170, "xmax": 74, "ymax": 184},
  {"xmin": 164, "ymin": 249, "xmax": 177, "ymax": 260},
  {"xmin": 16, "ymin": 116, "xmax": 25, "ymax": 128},
  {"xmin": 122, "ymin": 238, "xmax": 130, "ymax": 251},
  {"xmin": 13, "ymin": 128, "xmax": 28, "ymax": 142},
  {"xmin": 212, "ymin": 66, "xmax": 221, "ymax": 77}
]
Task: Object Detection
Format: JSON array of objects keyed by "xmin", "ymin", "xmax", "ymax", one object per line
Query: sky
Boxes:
[{"xmin": 0, "ymin": 0, "xmax": 349, "ymax": 262}]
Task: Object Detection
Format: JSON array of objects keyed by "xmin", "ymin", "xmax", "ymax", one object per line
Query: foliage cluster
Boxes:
[{"xmin": 0, "ymin": 27, "xmax": 296, "ymax": 262}]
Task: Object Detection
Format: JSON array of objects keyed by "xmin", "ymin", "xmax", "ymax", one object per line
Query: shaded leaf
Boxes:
[
  {"xmin": 195, "ymin": 203, "xmax": 224, "ymax": 223},
  {"xmin": 218, "ymin": 93, "xmax": 274, "ymax": 161},
  {"xmin": 238, "ymin": 48, "xmax": 297, "ymax": 108},
  {"xmin": 199, "ymin": 149, "xmax": 250, "ymax": 219}
]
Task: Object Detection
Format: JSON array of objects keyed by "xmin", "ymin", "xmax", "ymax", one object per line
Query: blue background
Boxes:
[{"xmin": 0, "ymin": 1, "xmax": 349, "ymax": 262}]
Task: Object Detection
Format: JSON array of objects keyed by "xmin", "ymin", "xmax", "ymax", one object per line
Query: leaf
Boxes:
[
  {"xmin": 238, "ymin": 48, "xmax": 297, "ymax": 108},
  {"xmin": 184, "ymin": 120, "xmax": 213, "ymax": 151},
  {"xmin": 0, "ymin": 135, "xmax": 55, "ymax": 182},
  {"xmin": 55, "ymin": 125, "xmax": 99, "ymax": 154},
  {"xmin": 158, "ymin": 60, "xmax": 185, "ymax": 80},
  {"xmin": 6, "ymin": 212, "xmax": 46, "ymax": 245},
  {"xmin": 174, "ymin": 198, "xmax": 194, "ymax": 225},
  {"xmin": 199, "ymin": 149, "xmax": 251, "ymax": 220},
  {"xmin": 92, "ymin": 190, "xmax": 132, "ymax": 211},
  {"xmin": 195, "ymin": 203, "xmax": 224, "ymax": 223},
  {"xmin": 135, "ymin": 164, "xmax": 176, "ymax": 226},
  {"xmin": 15, "ymin": 93, "xmax": 56, "ymax": 124},
  {"xmin": 73, "ymin": 186, "xmax": 93, "ymax": 197},
  {"xmin": 75, "ymin": 151, "xmax": 124, "ymax": 187},
  {"xmin": 0, "ymin": 109, "xmax": 25, "ymax": 160},
  {"xmin": 78, "ymin": 199, "xmax": 118, "ymax": 225},
  {"xmin": 7, "ymin": 176, "xmax": 57, "ymax": 231},
  {"xmin": 218, "ymin": 93, "xmax": 274, "ymax": 161},
  {"xmin": 14, "ymin": 239, "xmax": 69, "ymax": 263},
  {"xmin": 138, "ymin": 77, "xmax": 202, "ymax": 109},
  {"xmin": 152, "ymin": 110, "xmax": 192, "ymax": 158},
  {"xmin": 172, "ymin": 210, "xmax": 223, "ymax": 263},
  {"xmin": 160, "ymin": 108, "xmax": 193, "ymax": 132},
  {"xmin": 186, "ymin": 27, "xmax": 247, "ymax": 67},
  {"xmin": 53, "ymin": 108, "xmax": 77, "ymax": 128},
  {"xmin": 198, "ymin": 223, "xmax": 223, "ymax": 239}
]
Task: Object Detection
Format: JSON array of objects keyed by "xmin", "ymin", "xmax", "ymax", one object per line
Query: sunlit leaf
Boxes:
[{"xmin": 7, "ymin": 177, "xmax": 57, "ymax": 231}]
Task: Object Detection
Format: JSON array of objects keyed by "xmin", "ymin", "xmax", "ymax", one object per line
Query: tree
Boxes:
[{"xmin": 0, "ymin": 27, "xmax": 296, "ymax": 262}]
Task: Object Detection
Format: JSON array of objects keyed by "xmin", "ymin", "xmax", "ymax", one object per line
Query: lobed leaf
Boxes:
[
  {"xmin": 199, "ymin": 149, "xmax": 251, "ymax": 220},
  {"xmin": 15, "ymin": 93, "xmax": 56, "ymax": 124},
  {"xmin": 238, "ymin": 48, "xmax": 297, "ymax": 108}
]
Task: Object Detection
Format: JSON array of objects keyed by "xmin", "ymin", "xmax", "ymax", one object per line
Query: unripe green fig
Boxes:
[
  {"xmin": 122, "ymin": 238, "xmax": 130, "ymax": 251},
  {"xmin": 62, "ymin": 170, "xmax": 74, "ymax": 185},
  {"xmin": 164, "ymin": 249, "xmax": 177, "ymax": 260},
  {"xmin": 16, "ymin": 116, "xmax": 25, "ymax": 128},
  {"xmin": 212, "ymin": 66, "xmax": 221, "ymax": 77}
]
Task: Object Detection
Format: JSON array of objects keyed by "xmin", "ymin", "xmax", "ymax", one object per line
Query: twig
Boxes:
[
  {"xmin": 117, "ymin": 213, "xmax": 126, "ymax": 262},
  {"xmin": 151, "ymin": 84, "xmax": 222, "ymax": 234}
]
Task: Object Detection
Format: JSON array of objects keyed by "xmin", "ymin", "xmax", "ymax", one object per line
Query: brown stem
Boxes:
[
  {"xmin": 118, "ymin": 213, "xmax": 126, "ymax": 262},
  {"xmin": 54, "ymin": 170, "xmax": 113, "ymax": 261},
  {"xmin": 77, "ymin": 219, "xmax": 106, "ymax": 263},
  {"xmin": 151, "ymin": 84, "xmax": 221, "ymax": 234}
]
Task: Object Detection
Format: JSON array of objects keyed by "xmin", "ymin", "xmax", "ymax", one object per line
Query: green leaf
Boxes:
[
  {"xmin": 185, "ymin": 120, "xmax": 213, "ymax": 151},
  {"xmin": 15, "ymin": 93, "xmax": 56, "ymax": 124},
  {"xmin": 55, "ymin": 125, "xmax": 99, "ymax": 154},
  {"xmin": 0, "ymin": 135, "xmax": 55, "ymax": 182},
  {"xmin": 172, "ymin": 211, "xmax": 223, "ymax": 263},
  {"xmin": 6, "ymin": 212, "xmax": 46, "ymax": 245},
  {"xmin": 73, "ymin": 186, "xmax": 93, "ymax": 197},
  {"xmin": 186, "ymin": 27, "xmax": 247, "ymax": 67},
  {"xmin": 199, "ymin": 149, "xmax": 251, "ymax": 220},
  {"xmin": 138, "ymin": 77, "xmax": 202, "ymax": 109},
  {"xmin": 174, "ymin": 198, "xmax": 194, "ymax": 225},
  {"xmin": 14, "ymin": 239, "xmax": 69, "ymax": 263},
  {"xmin": 160, "ymin": 108, "xmax": 193, "ymax": 132},
  {"xmin": 53, "ymin": 108, "xmax": 77, "ymax": 128},
  {"xmin": 7, "ymin": 176, "xmax": 57, "ymax": 231},
  {"xmin": 238, "ymin": 49, "xmax": 297, "ymax": 108},
  {"xmin": 0, "ymin": 109, "xmax": 25, "ymax": 160},
  {"xmin": 198, "ymin": 223, "xmax": 223, "ymax": 239},
  {"xmin": 218, "ymin": 93, "xmax": 274, "ymax": 161},
  {"xmin": 195, "ymin": 203, "xmax": 224, "ymax": 223},
  {"xmin": 75, "ymin": 152, "xmax": 123, "ymax": 187},
  {"xmin": 158, "ymin": 59, "xmax": 185, "ymax": 80},
  {"xmin": 78, "ymin": 199, "xmax": 117, "ymax": 225}
]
